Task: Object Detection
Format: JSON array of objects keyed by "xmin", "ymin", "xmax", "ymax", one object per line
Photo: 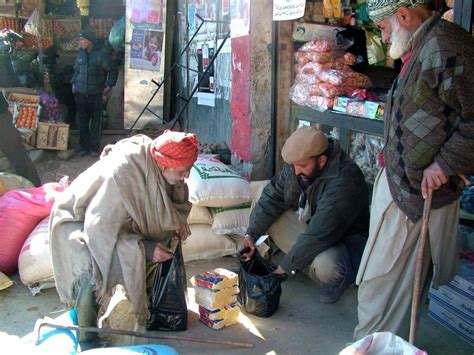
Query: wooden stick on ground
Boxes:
[
  {"xmin": 36, "ymin": 322, "xmax": 254, "ymax": 349},
  {"xmin": 409, "ymin": 188, "xmax": 433, "ymax": 344}
]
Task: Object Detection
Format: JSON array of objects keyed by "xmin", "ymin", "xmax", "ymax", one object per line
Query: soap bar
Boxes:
[
  {"xmin": 199, "ymin": 313, "xmax": 239, "ymax": 330},
  {"xmin": 199, "ymin": 303, "xmax": 240, "ymax": 321},
  {"xmin": 195, "ymin": 284, "xmax": 239, "ymax": 302},
  {"xmin": 193, "ymin": 268, "xmax": 238, "ymax": 290},
  {"xmin": 195, "ymin": 290, "xmax": 238, "ymax": 310}
]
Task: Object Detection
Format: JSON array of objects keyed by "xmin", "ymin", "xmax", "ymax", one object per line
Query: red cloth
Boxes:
[{"xmin": 151, "ymin": 130, "xmax": 198, "ymax": 168}]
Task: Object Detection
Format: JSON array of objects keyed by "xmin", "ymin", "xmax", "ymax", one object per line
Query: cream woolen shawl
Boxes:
[{"xmin": 49, "ymin": 135, "xmax": 191, "ymax": 324}]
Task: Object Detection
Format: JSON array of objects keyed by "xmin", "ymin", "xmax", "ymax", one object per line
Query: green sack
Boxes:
[{"xmin": 109, "ymin": 17, "xmax": 125, "ymax": 51}]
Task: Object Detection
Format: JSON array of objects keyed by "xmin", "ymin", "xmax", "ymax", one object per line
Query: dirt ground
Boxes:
[{"xmin": 34, "ymin": 132, "xmax": 127, "ymax": 183}]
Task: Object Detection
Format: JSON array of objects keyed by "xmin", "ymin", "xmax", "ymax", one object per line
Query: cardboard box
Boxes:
[
  {"xmin": 292, "ymin": 22, "xmax": 344, "ymax": 42},
  {"xmin": 333, "ymin": 97, "xmax": 384, "ymax": 120},
  {"xmin": 36, "ymin": 122, "xmax": 69, "ymax": 151},
  {"xmin": 429, "ymin": 285, "xmax": 474, "ymax": 322},
  {"xmin": 449, "ymin": 260, "xmax": 474, "ymax": 298},
  {"xmin": 16, "ymin": 128, "xmax": 37, "ymax": 147},
  {"xmin": 428, "ymin": 298, "xmax": 473, "ymax": 346},
  {"xmin": 333, "ymin": 97, "xmax": 350, "ymax": 113}
]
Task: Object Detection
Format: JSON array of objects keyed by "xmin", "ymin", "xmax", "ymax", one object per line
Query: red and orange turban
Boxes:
[{"xmin": 151, "ymin": 130, "xmax": 198, "ymax": 168}]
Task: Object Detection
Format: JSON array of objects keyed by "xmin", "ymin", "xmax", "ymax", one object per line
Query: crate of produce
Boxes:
[
  {"xmin": 7, "ymin": 92, "xmax": 40, "ymax": 105},
  {"xmin": 36, "ymin": 121, "xmax": 69, "ymax": 151},
  {"xmin": 19, "ymin": 33, "xmax": 53, "ymax": 49},
  {"xmin": 89, "ymin": 17, "xmax": 116, "ymax": 39},
  {"xmin": 52, "ymin": 17, "xmax": 81, "ymax": 34},
  {"xmin": 0, "ymin": 18, "xmax": 21, "ymax": 32},
  {"xmin": 13, "ymin": 102, "xmax": 41, "ymax": 129}
]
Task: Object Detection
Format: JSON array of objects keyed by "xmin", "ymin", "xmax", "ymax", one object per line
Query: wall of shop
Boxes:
[{"xmin": 173, "ymin": 0, "xmax": 273, "ymax": 179}]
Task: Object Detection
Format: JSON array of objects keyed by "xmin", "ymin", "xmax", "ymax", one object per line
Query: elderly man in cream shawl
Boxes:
[{"xmin": 49, "ymin": 130, "xmax": 198, "ymax": 336}]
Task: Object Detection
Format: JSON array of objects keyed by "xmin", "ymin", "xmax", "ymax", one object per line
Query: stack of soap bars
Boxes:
[{"xmin": 193, "ymin": 268, "xmax": 240, "ymax": 330}]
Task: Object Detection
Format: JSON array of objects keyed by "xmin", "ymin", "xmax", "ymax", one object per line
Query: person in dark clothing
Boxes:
[
  {"xmin": 55, "ymin": 65, "xmax": 76, "ymax": 128},
  {"xmin": 0, "ymin": 94, "xmax": 41, "ymax": 186},
  {"xmin": 244, "ymin": 126, "xmax": 369, "ymax": 303},
  {"xmin": 72, "ymin": 29, "xmax": 117, "ymax": 157}
]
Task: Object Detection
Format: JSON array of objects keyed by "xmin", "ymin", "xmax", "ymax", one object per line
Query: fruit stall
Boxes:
[{"xmin": 0, "ymin": 0, "xmax": 125, "ymax": 150}]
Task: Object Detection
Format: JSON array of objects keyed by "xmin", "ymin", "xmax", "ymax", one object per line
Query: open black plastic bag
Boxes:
[
  {"xmin": 147, "ymin": 240, "xmax": 187, "ymax": 331},
  {"xmin": 238, "ymin": 251, "xmax": 282, "ymax": 318}
]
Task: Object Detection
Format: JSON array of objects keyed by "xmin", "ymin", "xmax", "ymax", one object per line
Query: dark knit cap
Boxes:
[{"xmin": 79, "ymin": 29, "xmax": 96, "ymax": 43}]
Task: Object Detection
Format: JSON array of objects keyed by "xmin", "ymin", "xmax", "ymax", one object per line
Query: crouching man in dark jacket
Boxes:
[{"xmin": 245, "ymin": 126, "xmax": 369, "ymax": 303}]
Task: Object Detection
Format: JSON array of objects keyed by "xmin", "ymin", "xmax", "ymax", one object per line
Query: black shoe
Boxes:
[
  {"xmin": 78, "ymin": 150, "xmax": 89, "ymax": 157},
  {"xmin": 319, "ymin": 283, "xmax": 348, "ymax": 304}
]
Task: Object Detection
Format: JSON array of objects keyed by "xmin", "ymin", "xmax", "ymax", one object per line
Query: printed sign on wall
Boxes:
[
  {"xmin": 273, "ymin": 0, "xmax": 305, "ymax": 21},
  {"xmin": 131, "ymin": 0, "xmax": 163, "ymax": 29}
]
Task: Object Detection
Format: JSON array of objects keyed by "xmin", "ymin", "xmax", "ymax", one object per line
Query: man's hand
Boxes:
[
  {"xmin": 421, "ymin": 162, "xmax": 449, "ymax": 199},
  {"xmin": 103, "ymin": 86, "xmax": 112, "ymax": 96},
  {"xmin": 241, "ymin": 235, "xmax": 256, "ymax": 261},
  {"xmin": 152, "ymin": 243, "xmax": 173, "ymax": 263},
  {"xmin": 273, "ymin": 266, "xmax": 288, "ymax": 281},
  {"xmin": 173, "ymin": 225, "xmax": 189, "ymax": 241}
]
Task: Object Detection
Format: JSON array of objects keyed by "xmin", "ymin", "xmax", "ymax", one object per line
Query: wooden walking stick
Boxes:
[
  {"xmin": 35, "ymin": 322, "xmax": 255, "ymax": 349},
  {"xmin": 409, "ymin": 174, "xmax": 470, "ymax": 344},
  {"xmin": 409, "ymin": 187, "xmax": 433, "ymax": 345}
]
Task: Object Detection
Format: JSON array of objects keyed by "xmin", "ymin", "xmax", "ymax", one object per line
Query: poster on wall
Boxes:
[
  {"xmin": 197, "ymin": 41, "xmax": 215, "ymax": 107},
  {"xmin": 130, "ymin": 28, "xmax": 164, "ymax": 71},
  {"xmin": 230, "ymin": 0, "xmax": 249, "ymax": 38},
  {"xmin": 125, "ymin": 0, "xmax": 166, "ymax": 129},
  {"xmin": 195, "ymin": 0, "xmax": 217, "ymax": 20},
  {"xmin": 222, "ymin": 0, "xmax": 230, "ymax": 16},
  {"xmin": 131, "ymin": 0, "xmax": 163, "ymax": 29}
]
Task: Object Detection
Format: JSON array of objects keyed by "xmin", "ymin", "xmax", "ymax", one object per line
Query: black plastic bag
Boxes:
[
  {"xmin": 238, "ymin": 251, "xmax": 282, "ymax": 318},
  {"xmin": 147, "ymin": 240, "xmax": 188, "ymax": 331}
]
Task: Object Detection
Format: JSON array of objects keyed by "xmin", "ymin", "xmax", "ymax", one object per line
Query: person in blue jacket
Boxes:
[{"xmin": 72, "ymin": 29, "xmax": 117, "ymax": 157}]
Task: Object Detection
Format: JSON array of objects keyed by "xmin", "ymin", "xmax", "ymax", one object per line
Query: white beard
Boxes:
[{"xmin": 389, "ymin": 15, "xmax": 415, "ymax": 60}]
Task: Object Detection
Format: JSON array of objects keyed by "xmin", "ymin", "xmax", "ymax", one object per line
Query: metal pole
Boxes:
[{"xmin": 168, "ymin": 29, "xmax": 230, "ymax": 130}]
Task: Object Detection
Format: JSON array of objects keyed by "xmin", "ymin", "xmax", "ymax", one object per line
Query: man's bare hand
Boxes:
[
  {"xmin": 152, "ymin": 243, "xmax": 173, "ymax": 263},
  {"xmin": 421, "ymin": 162, "xmax": 449, "ymax": 199},
  {"xmin": 240, "ymin": 235, "xmax": 256, "ymax": 261},
  {"xmin": 273, "ymin": 267, "xmax": 288, "ymax": 281},
  {"xmin": 173, "ymin": 225, "xmax": 188, "ymax": 241},
  {"xmin": 103, "ymin": 86, "xmax": 112, "ymax": 96},
  {"xmin": 273, "ymin": 267, "xmax": 285, "ymax": 275}
]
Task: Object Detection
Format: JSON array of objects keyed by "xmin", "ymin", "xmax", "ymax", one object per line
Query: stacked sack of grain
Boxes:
[
  {"xmin": 183, "ymin": 155, "xmax": 253, "ymax": 261},
  {"xmin": 192, "ymin": 268, "xmax": 240, "ymax": 330},
  {"xmin": 290, "ymin": 37, "xmax": 372, "ymax": 111}
]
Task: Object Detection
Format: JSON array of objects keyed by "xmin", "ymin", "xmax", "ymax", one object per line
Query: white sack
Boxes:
[{"xmin": 187, "ymin": 156, "xmax": 252, "ymax": 207}]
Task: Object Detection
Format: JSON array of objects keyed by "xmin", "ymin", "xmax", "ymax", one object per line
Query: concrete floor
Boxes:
[{"xmin": 0, "ymin": 254, "xmax": 472, "ymax": 354}]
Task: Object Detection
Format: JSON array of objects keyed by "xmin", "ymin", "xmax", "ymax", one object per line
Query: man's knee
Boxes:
[{"xmin": 309, "ymin": 247, "xmax": 340, "ymax": 284}]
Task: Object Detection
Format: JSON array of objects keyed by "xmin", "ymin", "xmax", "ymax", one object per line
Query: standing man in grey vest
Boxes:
[{"xmin": 355, "ymin": 0, "xmax": 474, "ymax": 340}]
